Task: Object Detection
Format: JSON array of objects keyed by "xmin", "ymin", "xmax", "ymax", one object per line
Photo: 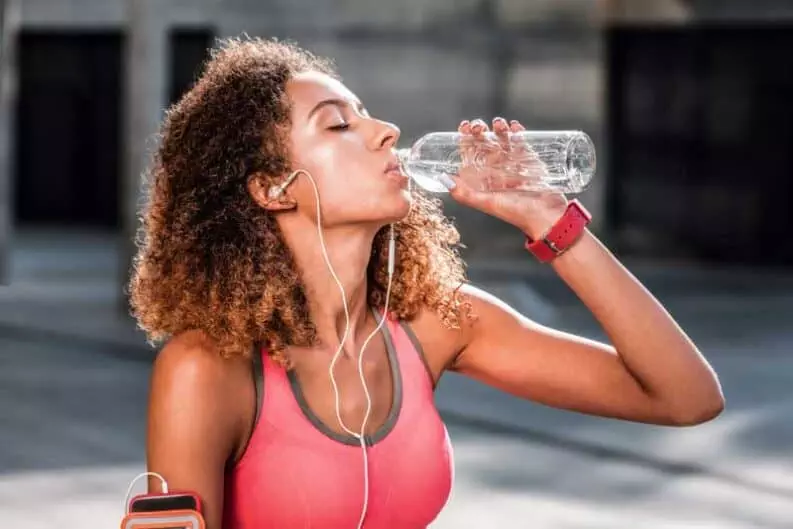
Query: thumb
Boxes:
[{"xmin": 443, "ymin": 174, "xmax": 492, "ymax": 210}]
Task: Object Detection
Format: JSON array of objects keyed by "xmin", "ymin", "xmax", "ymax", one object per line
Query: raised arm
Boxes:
[
  {"xmin": 451, "ymin": 231, "xmax": 724, "ymax": 425},
  {"xmin": 439, "ymin": 116, "xmax": 723, "ymax": 426}
]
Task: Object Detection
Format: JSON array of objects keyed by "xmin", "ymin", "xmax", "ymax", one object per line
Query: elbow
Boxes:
[{"xmin": 666, "ymin": 391, "xmax": 725, "ymax": 427}]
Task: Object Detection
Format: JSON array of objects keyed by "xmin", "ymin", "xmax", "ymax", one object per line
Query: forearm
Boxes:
[{"xmin": 551, "ymin": 230, "xmax": 724, "ymax": 419}]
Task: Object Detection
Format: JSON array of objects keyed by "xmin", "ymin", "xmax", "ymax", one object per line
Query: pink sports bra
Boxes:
[{"xmin": 222, "ymin": 311, "xmax": 454, "ymax": 528}]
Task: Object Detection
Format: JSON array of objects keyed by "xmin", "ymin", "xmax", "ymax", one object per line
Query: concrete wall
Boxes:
[
  {"xmin": 9, "ymin": 0, "xmax": 793, "ymax": 271},
  {"xmin": 12, "ymin": 0, "xmax": 611, "ymax": 264}
]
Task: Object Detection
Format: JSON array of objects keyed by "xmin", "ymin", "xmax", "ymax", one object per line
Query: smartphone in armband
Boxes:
[{"xmin": 129, "ymin": 491, "xmax": 202, "ymax": 514}]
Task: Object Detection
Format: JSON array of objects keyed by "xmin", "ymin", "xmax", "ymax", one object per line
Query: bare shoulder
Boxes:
[
  {"xmin": 147, "ymin": 330, "xmax": 255, "ymax": 482},
  {"xmin": 152, "ymin": 330, "xmax": 250, "ymax": 393},
  {"xmin": 151, "ymin": 331, "xmax": 252, "ymax": 420}
]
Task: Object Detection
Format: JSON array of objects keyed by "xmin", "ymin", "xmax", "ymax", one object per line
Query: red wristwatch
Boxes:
[{"xmin": 525, "ymin": 199, "xmax": 592, "ymax": 263}]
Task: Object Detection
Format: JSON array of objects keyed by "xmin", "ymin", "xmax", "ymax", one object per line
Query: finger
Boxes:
[
  {"xmin": 507, "ymin": 119, "xmax": 533, "ymax": 166},
  {"xmin": 509, "ymin": 120, "xmax": 527, "ymax": 149},
  {"xmin": 459, "ymin": 120, "xmax": 476, "ymax": 165},
  {"xmin": 493, "ymin": 117, "xmax": 510, "ymax": 152},
  {"xmin": 470, "ymin": 118, "xmax": 488, "ymax": 137},
  {"xmin": 472, "ymin": 119, "xmax": 500, "ymax": 173},
  {"xmin": 447, "ymin": 173, "xmax": 493, "ymax": 209},
  {"xmin": 493, "ymin": 117, "xmax": 509, "ymax": 135}
]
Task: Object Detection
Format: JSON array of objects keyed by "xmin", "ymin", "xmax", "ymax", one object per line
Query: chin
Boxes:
[
  {"xmin": 365, "ymin": 194, "xmax": 411, "ymax": 227},
  {"xmin": 352, "ymin": 187, "xmax": 412, "ymax": 227},
  {"xmin": 385, "ymin": 190, "xmax": 413, "ymax": 222}
]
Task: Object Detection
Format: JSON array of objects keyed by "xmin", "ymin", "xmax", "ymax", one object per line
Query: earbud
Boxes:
[
  {"xmin": 267, "ymin": 185, "xmax": 283, "ymax": 201},
  {"xmin": 267, "ymin": 170, "xmax": 300, "ymax": 200}
]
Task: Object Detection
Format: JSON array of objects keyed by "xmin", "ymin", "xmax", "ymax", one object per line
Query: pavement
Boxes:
[{"xmin": 2, "ymin": 228, "xmax": 793, "ymax": 528}]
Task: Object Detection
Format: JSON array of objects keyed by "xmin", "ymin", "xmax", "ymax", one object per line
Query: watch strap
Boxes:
[{"xmin": 525, "ymin": 199, "xmax": 592, "ymax": 263}]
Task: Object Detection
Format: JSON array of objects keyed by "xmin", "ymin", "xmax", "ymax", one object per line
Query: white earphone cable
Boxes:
[
  {"xmin": 122, "ymin": 471, "xmax": 169, "ymax": 514},
  {"xmin": 125, "ymin": 170, "xmax": 398, "ymax": 528},
  {"xmin": 300, "ymin": 170, "xmax": 354, "ymax": 436},
  {"xmin": 299, "ymin": 169, "xmax": 397, "ymax": 529}
]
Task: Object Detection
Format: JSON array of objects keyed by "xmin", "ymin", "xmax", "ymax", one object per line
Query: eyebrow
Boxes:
[{"xmin": 306, "ymin": 98, "xmax": 365, "ymax": 120}]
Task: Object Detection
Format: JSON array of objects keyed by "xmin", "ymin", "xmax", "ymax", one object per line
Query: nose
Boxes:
[{"xmin": 370, "ymin": 119, "xmax": 400, "ymax": 150}]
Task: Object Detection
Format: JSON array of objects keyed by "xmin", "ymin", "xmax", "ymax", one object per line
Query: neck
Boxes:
[{"xmin": 279, "ymin": 219, "xmax": 386, "ymax": 355}]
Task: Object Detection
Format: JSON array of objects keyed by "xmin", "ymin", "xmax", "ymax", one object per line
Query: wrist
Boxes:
[
  {"xmin": 521, "ymin": 207, "xmax": 568, "ymax": 241},
  {"xmin": 524, "ymin": 199, "xmax": 592, "ymax": 263}
]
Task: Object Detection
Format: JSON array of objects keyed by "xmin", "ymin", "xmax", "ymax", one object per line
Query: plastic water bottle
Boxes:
[{"xmin": 396, "ymin": 130, "xmax": 596, "ymax": 194}]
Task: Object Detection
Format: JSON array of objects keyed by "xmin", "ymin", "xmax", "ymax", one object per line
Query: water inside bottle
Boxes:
[
  {"xmin": 404, "ymin": 161, "xmax": 456, "ymax": 193},
  {"xmin": 396, "ymin": 131, "xmax": 596, "ymax": 194},
  {"xmin": 396, "ymin": 148, "xmax": 454, "ymax": 193}
]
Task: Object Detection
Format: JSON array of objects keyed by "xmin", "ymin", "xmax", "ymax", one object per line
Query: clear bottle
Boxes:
[{"xmin": 396, "ymin": 130, "xmax": 596, "ymax": 194}]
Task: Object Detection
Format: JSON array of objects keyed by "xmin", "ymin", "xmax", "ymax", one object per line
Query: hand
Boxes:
[{"xmin": 446, "ymin": 117, "xmax": 568, "ymax": 240}]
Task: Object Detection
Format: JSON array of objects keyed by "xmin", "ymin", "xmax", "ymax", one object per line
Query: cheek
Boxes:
[
  {"xmin": 308, "ymin": 145, "xmax": 379, "ymax": 196},
  {"xmin": 293, "ymin": 144, "xmax": 348, "ymax": 198},
  {"xmin": 308, "ymin": 133, "xmax": 373, "ymax": 172}
]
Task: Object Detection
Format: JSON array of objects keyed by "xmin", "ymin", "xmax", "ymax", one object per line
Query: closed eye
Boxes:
[{"xmin": 328, "ymin": 123, "xmax": 350, "ymax": 131}]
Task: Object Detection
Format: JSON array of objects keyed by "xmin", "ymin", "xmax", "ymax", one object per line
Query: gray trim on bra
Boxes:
[
  {"xmin": 229, "ymin": 344, "xmax": 265, "ymax": 468},
  {"xmin": 286, "ymin": 308, "xmax": 403, "ymax": 447},
  {"xmin": 252, "ymin": 345, "xmax": 264, "ymax": 427},
  {"xmin": 398, "ymin": 320, "xmax": 437, "ymax": 390}
]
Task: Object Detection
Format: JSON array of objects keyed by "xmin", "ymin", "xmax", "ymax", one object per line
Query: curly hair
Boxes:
[{"xmin": 129, "ymin": 36, "xmax": 470, "ymax": 366}]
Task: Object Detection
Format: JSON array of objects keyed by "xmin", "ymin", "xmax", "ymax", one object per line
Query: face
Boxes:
[{"xmin": 279, "ymin": 70, "xmax": 410, "ymax": 227}]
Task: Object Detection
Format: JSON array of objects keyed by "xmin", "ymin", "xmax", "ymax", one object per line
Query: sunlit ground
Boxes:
[{"xmin": 2, "ymin": 231, "xmax": 793, "ymax": 528}]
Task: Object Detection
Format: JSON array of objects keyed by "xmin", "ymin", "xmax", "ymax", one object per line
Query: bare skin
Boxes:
[{"xmin": 146, "ymin": 71, "xmax": 724, "ymax": 529}]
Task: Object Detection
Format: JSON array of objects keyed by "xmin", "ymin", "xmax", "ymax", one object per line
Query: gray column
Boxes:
[
  {"xmin": 120, "ymin": 0, "xmax": 167, "ymax": 311},
  {"xmin": 0, "ymin": 0, "xmax": 20, "ymax": 285}
]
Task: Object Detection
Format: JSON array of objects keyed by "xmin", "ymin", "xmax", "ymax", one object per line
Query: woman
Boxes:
[{"xmin": 130, "ymin": 37, "xmax": 723, "ymax": 529}]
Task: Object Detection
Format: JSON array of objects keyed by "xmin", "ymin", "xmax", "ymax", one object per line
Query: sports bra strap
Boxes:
[
  {"xmin": 251, "ymin": 343, "xmax": 264, "ymax": 427},
  {"xmin": 397, "ymin": 320, "xmax": 437, "ymax": 390}
]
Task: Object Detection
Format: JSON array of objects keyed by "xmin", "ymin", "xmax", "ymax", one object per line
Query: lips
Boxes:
[
  {"xmin": 384, "ymin": 159, "xmax": 408, "ymax": 189},
  {"xmin": 384, "ymin": 160, "xmax": 402, "ymax": 174}
]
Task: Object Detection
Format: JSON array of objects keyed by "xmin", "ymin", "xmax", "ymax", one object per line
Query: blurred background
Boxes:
[{"xmin": 1, "ymin": 0, "xmax": 793, "ymax": 527}]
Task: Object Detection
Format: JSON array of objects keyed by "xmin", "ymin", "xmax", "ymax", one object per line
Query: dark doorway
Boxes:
[
  {"xmin": 606, "ymin": 24, "xmax": 793, "ymax": 266},
  {"xmin": 14, "ymin": 28, "xmax": 213, "ymax": 230},
  {"xmin": 169, "ymin": 28, "xmax": 214, "ymax": 105},
  {"xmin": 15, "ymin": 31, "xmax": 123, "ymax": 229}
]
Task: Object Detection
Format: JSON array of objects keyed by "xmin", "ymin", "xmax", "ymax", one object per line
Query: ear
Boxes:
[{"xmin": 247, "ymin": 174, "xmax": 297, "ymax": 212}]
